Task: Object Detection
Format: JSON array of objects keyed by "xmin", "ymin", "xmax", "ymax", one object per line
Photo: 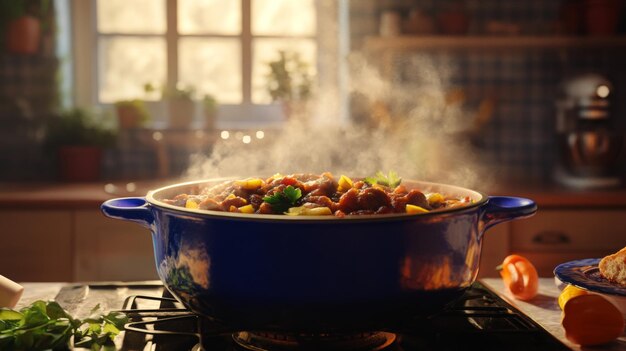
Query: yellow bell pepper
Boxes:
[
  {"xmin": 562, "ymin": 294, "xmax": 624, "ymax": 346},
  {"xmin": 235, "ymin": 178, "xmax": 264, "ymax": 190},
  {"xmin": 558, "ymin": 284, "xmax": 588, "ymax": 310},
  {"xmin": 337, "ymin": 175, "xmax": 353, "ymax": 192},
  {"xmin": 185, "ymin": 199, "xmax": 199, "ymax": 209},
  {"xmin": 427, "ymin": 193, "xmax": 445, "ymax": 206},
  {"xmin": 238, "ymin": 204, "xmax": 255, "ymax": 214},
  {"xmin": 406, "ymin": 204, "xmax": 429, "ymax": 214}
]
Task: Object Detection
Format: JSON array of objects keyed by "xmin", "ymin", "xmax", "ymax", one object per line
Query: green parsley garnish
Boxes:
[
  {"xmin": 0, "ymin": 300, "xmax": 128, "ymax": 350},
  {"xmin": 364, "ymin": 171, "xmax": 402, "ymax": 188},
  {"xmin": 263, "ymin": 185, "xmax": 302, "ymax": 213}
]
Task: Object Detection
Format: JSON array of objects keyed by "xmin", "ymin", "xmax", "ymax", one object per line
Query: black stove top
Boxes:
[{"xmin": 113, "ymin": 282, "xmax": 569, "ymax": 351}]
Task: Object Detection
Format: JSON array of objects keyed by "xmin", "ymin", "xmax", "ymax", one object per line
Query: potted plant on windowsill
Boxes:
[
  {"xmin": 0, "ymin": 0, "xmax": 48, "ymax": 55},
  {"xmin": 265, "ymin": 50, "xmax": 314, "ymax": 121},
  {"xmin": 114, "ymin": 99, "xmax": 149, "ymax": 129},
  {"xmin": 202, "ymin": 94, "xmax": 218, "ymax": 130},
  {"xmin": 44, "ymin": 108, "xmax": 117, "ymax": 182},
  {"xmin": 165, "ymin": 84, "xmax": 196, "ymax": 129}
]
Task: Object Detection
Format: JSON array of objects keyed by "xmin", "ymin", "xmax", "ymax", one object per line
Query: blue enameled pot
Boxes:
[{"xmin": 101, "ymin": 179, "xmax": 536, "ymax": 333}]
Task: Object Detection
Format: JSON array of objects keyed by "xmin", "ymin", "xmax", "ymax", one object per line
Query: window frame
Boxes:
[{"xmin": 71, "ymin": 0, "xmax": 348, "ymax": 127}]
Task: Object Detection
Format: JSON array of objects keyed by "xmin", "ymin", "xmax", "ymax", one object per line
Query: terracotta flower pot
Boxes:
[
  {"xmin": 116, "ymin": 105, "xmax": 143, "ymax": 129},
  {"xmin": 204, "ymin": 110, "xmax": 217, "ymax": 130},
  {"xmin": 5, "ymin": 15, "xmax": 41, "ymax": 55},
  {"xmin": 57, "ymin": 146, "xmax": 102, "ymax": 182},
  {"xmin": 168, "ymin": 99, "xmax": 195, "ymax": 129}
]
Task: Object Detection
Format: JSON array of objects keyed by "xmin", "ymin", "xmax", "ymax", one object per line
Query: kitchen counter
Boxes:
[
  {"xmin": 2, "ymin": 180, "xmax": 626, "ymax": 209},
  {"xmin": 0, "ymin": 179, "xmax": 174, "ymax": 209},
  {"xmin": 489, "ymin": 184, "xmax": 626, "ymax": 209},
  {"xmin": 14, "ymin": 279, "xmax": 626, "ymax": 350},
  {"xmin": 482, "ymin": 278, "xmax": 626, "ymax": 351}
]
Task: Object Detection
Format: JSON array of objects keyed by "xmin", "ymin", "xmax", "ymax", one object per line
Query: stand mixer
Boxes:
[{"xmin": 555, "ymin": 73, "xmax": 625, "ymax": 188}]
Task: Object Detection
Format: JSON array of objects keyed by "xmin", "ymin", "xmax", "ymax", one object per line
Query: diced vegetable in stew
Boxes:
[{"xmin": 161, "ymin": 172, "xmax": 473, "ymax": 217}]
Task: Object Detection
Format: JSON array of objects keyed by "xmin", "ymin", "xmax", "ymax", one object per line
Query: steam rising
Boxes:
[{"xmin": 185, "ymin": 53, "xmax": 493, "ymax": 190}]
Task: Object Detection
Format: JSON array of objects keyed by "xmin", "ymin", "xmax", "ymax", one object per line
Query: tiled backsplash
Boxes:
[{"xmin": 0, "ymin": 56, "xmax": 58, "ymax": 181}]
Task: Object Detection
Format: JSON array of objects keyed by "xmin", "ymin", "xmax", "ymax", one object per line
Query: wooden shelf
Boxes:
[{"xmin": 363, "ymin": 35, "xmax": 626, "ymax": 51}]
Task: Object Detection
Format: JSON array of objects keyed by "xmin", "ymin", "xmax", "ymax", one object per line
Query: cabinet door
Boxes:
[
  {"xmin": 478, "ymin": 223, "xmax": 510, "ymax": 278},
  {"xmin": 510, "ymin": 209, "xmax": 626, "ymax": 276},
  {"xmin": 0, "ymin": 210, "xmax": 73, "ymax": 281},
  {"xmin": 74, "ymin": 210, "xmax": 158, "ymax": 281}
]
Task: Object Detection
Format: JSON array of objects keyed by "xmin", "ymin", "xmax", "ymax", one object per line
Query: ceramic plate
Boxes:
[{"xmin": 554, "ymin": 258, "xmax": 626, "ymax": 297}]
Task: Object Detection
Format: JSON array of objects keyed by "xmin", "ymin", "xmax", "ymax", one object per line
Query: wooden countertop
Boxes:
[
  {"xmin": 481, "ymin": 278, "xmax": 626, "ymax": 351},
  {"xmin": 1, "ymin": 180, "xmax": 626, "ymax": 209},
  {"xmin": 0, "ymin": 180, "xmax": 173, "ymax": 209},
  {"xmin": 488, "ymin": 183, "xmax": 626, "ymax": 209}
]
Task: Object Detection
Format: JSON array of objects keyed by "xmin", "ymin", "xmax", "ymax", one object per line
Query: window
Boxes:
[
  {"xmin": 71, "ymin": 0, "xmax": 347, "ymax": 125},
  {"xmin": 93, "ymin": 0, "xmax": 317, "ymax": 114}
]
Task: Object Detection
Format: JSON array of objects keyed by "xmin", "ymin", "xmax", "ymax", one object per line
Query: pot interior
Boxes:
[{"xmin": 147, "ymin": 178, "xmax": 486, "ymax": 219}]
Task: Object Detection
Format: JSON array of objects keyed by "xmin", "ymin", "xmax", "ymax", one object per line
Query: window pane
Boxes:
[
  {"xmin": 179, "ymin": 38, "xmax": 241, "ymax": 104},
  {"xmin": 178, "ymin": 0, "xmax": 241, "ymax": 34},
  {"xmin": 98, "ymin": 37, "xmax": 166, "ymax": 103},
  {"xmin": 97, "ymin": 0, "xmax": 166, "ymax": 34},
  {"xmin": 252, "ymin": 39, "xmax": 316, "ymax": 104},
  {"xmin": 252, "ymin": 0, "xmax": 316, "ymax": 36}
]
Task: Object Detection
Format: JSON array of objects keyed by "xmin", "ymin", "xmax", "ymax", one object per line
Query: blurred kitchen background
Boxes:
[
  {"xmin": 1, "ymin": 0, "xmax": 626, "ymax": 282},
  {"xmin": 1, "ymin": 0, "xmax": 625, "ymax": 184}
]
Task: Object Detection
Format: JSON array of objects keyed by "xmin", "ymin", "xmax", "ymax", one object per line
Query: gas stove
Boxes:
[{"xmin": 52, "ymin": 281, "xmax": 569, "ymax": 351}]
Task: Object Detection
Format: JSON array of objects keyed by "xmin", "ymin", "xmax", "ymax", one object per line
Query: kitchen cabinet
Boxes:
[
  {"xmin": 474, "ymin": 207, "xmax": 626, "ymax": 278},
  {"xmin": 0, "ymin": 209, "xmax": 157, "ymax": 282},
  {"xmin": 477, "ymin": 222, "xmax": 509, "ymax": 278},
  {"xmin": 73, "ymin": 210, "xmax": 158, "ymax": 281},
  {"xmin": 510, "ymin": 209, "xmax": 626, "ymax": 276},
  {"xmin": 0, "ymin": 210, "xmax": 73, "ymax": 281}
]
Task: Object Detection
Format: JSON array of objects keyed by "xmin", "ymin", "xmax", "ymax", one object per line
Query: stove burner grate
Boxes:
[
  {"xmin": 117, "ymin": 294, "xmax": 224, "ymax": 350},
  {"xmin": 117, "ymin": 283, "xmax": 569, "ymax": 351}
]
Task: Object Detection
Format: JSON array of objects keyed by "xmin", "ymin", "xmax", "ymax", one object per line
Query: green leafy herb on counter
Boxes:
[
  {"xmin": 263, "ymin": 185, "xmax": 302, "ymax": 213},
  {"xmin": 0, "ymin": 300, "xmax": 128, "ymax": 351},
  {"xmin": 364, "ymin": 171, "xmax": 402, "ymax": 188}
]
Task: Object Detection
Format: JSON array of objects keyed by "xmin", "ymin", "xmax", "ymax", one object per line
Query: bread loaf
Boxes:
[{"xmin": 599, "ymin": 246, "xmax": 626, "ymax": 286}]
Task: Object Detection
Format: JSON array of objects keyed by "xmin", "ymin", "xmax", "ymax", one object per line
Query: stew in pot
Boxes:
[{"xmin": 162, "ymin": 172, "xmax": 472, "ymax": 217}]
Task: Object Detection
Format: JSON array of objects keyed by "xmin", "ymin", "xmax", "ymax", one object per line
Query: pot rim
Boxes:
[{"xmin": 145, "ymin": 178, "xmax": 489, "ymax": 222}]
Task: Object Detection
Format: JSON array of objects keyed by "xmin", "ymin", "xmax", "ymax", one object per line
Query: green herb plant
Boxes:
[
  {"xmin": 44, "ymin": 108, "xmax": 117, "ymax": 149},
  {"xmin": 263, "ymin": 185, "xmax": 302, "ymax": 213},
  {"xmin": 0, "ymin": 300, "xmax": 128, "ymax": 351},
  {"xmin": 164, "ymin": 83, "xmax": 196, "ymax": 101},
  {"xmin": 142, "ymin": 82, "xmax": 161, "ymax": 100},
  {"xmin": 114, "ymin": 99, "xmax": 149, "ymax": 126},
  {"xmin": 364, "ymin": 171, "xmax": 402, "ymax": 188},
  {"xmin": 202, "ymin": 94, "xmax": 218, "ymax": 114},
  {"xmin": 265, "ymin": 50, "xmax": 313, "ymax": 103}
]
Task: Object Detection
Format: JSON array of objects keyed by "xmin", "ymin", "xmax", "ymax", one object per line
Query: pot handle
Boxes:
[
  {"xmin": 101, "ymin": 197, "xmax": 154, "ymax": 229},
  {"xmin": 480, "ymin": 196, "xmax": 537, "ymax": 233}
]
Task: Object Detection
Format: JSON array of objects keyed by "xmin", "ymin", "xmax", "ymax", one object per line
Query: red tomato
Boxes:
[
  {"xmin": 498, "ymin": 254, "xmax": 539, "ymax": 301},
  {"xmin": 281, "ymin": 177, "xmax": 298, "ymax": 186}
]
